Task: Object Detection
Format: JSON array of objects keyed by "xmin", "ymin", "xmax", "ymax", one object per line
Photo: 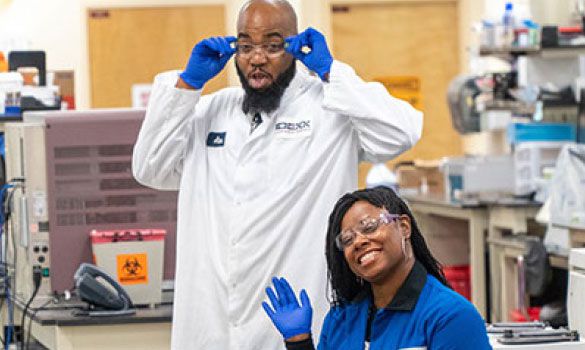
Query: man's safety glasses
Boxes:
[
  {"xmin": 335, "ymin": 211, "xmax": 400, "ymax": 250},
  {"xmin": 235, "ymin": 41, "xmax": 287, "ymax": 58}
]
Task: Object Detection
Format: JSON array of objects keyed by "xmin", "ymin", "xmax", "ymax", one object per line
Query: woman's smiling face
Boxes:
[{"xmin": 341, "ymin": 201, "xmax": 410, "ymax": 284}]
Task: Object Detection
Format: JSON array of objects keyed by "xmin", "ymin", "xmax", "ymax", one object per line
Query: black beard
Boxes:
[{"xmin": 236, "ymin": 61, "xmax": 296, "ymax": 115}]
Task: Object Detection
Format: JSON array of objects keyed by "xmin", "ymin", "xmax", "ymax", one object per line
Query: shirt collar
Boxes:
[
  {"xmin": 386, "ymin": 260, "xmax": 427, "ymax": 311},
  {"xmin": 351, "ymin": 260, "xmax": 427, "ymax": 311}
]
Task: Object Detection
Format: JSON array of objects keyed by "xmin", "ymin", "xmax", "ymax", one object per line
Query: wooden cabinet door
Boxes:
[
  {"xmin": 88, "ymin": 5, "xmax": 226, "ymax": 108},
  {"xmin": 331, "ymin": 1, "xmax": 462, "ymax": 187}
]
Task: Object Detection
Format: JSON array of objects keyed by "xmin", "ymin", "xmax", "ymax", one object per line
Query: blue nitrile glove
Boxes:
[
  {"xmin": 179, "ymin": 36, "xmax": 236, "ymax": 89},
  {"xmin": 285, "ymin": 27, "xmax": 333, "ymax": 81},
  {"xmin": 262, "ymin": 277, "xmax": 313, "ymax": 340}
]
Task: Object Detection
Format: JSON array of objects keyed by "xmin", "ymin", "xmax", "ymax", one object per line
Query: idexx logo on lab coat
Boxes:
[
  {"xmin": 206, "ymin": 132, "xmax": 226, "ymax": 147},
  {"xmin": 274, "ymin": 118, "xmax": 312, "ymax": 139}
]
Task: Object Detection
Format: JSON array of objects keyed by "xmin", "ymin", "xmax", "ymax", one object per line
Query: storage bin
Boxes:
[
  {"xmin": 507, "ymin": 122, "xmax": 575, "ymax": 144},
  {"xmin": 443, "ymin": 264, "xmax": 471, "ymax": 301},
  {"xmin": 91, "ymin": 228, "xmax": 166, "ymax": 306}
]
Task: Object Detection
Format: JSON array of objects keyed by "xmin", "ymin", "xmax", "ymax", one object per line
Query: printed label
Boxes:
[
  {"xmin": 116, "ymin": 253, "xmax": 148, "ymax": 285},
  {"xmin": 274, "ymin": 119, "xmax": 312, "ymax": 139}
]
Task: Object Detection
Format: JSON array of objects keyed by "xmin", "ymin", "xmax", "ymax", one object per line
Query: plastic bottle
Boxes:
[
  {"xmin": 523, "ymin": 19, "xmax": 540, "ymax": 47},
  {"xmin": 502, "ymin": 2, "xmax": 516, "ymax": 28},
  {"xmin": 502, "ymin": 2, "xmax": 516, "ymax": 46},
  {"xmin": 0, "ymin": 72, "xmax": 23, "ymax": 115}
]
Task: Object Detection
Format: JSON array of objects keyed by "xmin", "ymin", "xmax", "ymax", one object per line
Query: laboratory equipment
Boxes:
[{"xmin": 4, "ymin": 109, "xmax": 178, "ymax": 307}]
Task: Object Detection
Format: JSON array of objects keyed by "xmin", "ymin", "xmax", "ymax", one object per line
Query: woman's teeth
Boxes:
[{"xmin": 359, "ymin": 251, "xmax": 379, "ymax": 265}]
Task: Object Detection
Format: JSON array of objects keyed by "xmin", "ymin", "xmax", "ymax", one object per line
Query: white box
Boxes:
[
  {"xmin": 513, "ymin": 142, "xmax": 566, "ymax": 195},
  {"xmin": 443, "ymin": 156, "xmax": 515, "ymax": 200},
  {"xmin": 480, "ymin": 110, "xmax": 512, "ymax": 131}
]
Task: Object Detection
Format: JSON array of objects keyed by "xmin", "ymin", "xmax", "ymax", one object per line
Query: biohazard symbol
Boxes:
[
  {"xmin": 122, "ymin": 257, "xmax": 143, "ymax": 276},
  {"xmin": 116, "ymin": 253, "xmax": 148, "ymax": 285}
]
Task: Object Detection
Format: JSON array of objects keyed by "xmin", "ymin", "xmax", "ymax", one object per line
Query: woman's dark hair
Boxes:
[{"xmin": 325, "ymin": 186, "xmax": 449, "ymax": 306}]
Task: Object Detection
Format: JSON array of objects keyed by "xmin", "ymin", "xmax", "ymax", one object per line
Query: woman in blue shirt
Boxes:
[{"xmin": 263, "ymin": 186, "xmax": 492, "ymax": 349}]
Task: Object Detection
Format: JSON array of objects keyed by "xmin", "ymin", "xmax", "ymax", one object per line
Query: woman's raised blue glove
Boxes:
[
  {"xmin": 179, "ymin": 36, "xmax": 236, "ymax": 89},
  {"xmin": 285, "ymin": 27, "xmax": 333, "ymax": 81},
  {"xmin": 262, "ymin": 277, "xmax": 313, "ymax": 340}
]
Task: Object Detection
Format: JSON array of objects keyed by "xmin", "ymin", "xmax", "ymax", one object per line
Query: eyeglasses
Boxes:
[
  {"xmin": 335, "ymin": 211, "xmax": 400, "ymax": 250},
  {"xmin": 235, "ymin": 41, "xmax": 287, "ymax": 58}
]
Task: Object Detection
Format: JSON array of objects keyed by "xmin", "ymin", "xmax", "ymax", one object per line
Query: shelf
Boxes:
[
  {"xmin": 480, "ymin": 45, "xmax": 585, "ymax": 59},
  {"xmin": 480, "ymin": 46, "xmax": 540, "ymax": 56},
  {"xmin": 0, "ymin": 113, "xmax": 22, "ymax": 122},
  {"xmin": 477, "ymin": 100, "xmax": 535, "ymax": 115}
]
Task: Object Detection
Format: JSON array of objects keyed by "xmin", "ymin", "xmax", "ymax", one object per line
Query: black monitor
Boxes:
[{"xmin": 8, "ymin": 51, "xmax": 46, "ymax": 86}]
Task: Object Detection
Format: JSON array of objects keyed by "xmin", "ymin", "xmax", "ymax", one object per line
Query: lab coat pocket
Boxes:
[
  {"xmin": 269, "ymin": 120, "xmax": 313, "ymax": 193},
  {"xmin": 205, "ymin": 129, "xmax": 234, "ymax": 178}
]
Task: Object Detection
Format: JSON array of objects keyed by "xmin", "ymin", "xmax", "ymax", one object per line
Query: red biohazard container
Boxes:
[
  {"xmin": 90, "ymin": 228, "xmax": 166, "ymax": 306},
  {"xmin": 443, "ymin": 265, "xmax": 471, "ymax": 301}
]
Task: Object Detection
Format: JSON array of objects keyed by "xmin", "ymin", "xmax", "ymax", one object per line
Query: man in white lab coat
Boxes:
[{"xmin": 132, "ymin": 0, "xmax": 423, "ymax": 349}]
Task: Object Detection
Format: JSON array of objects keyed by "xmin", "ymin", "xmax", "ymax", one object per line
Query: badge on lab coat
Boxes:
[{"xmin": 206, "ymin": 132, "xmax": 226, "ymax": 147}]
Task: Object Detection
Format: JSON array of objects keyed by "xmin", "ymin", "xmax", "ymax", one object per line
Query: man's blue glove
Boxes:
[
  {"xmin": 179, "ymin": 36, "xmax": 236, "ymax": 89},
  {"xmin": 262, "ymin": 277, "xmax": 313, "ymax": 340},
  {"xmin": 285, "ymin": 27, "xmax": 333, "ymax": 81}
]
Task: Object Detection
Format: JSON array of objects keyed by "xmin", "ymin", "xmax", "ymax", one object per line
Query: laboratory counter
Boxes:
[
  {"xmin": 24, "ymin": 303, "xmax": 173, "ymax": 326},
  {"xmin": 403, "ymin": 193, "xmax": 543, "ymax": 322},
  {"xmin": 12, "ymin": 300, "xmax": 173, "ymax": 350}
]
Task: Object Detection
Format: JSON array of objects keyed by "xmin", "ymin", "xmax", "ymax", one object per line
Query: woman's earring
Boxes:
[
  {"xmin": 356, "ymin": 276, "xmax": 364, "ymax": 286},
  {"xmin": 401, "ymin": 236, "xmax": 407, "ymax": 261}
]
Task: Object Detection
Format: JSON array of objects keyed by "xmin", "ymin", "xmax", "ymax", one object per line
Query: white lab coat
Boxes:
[{"xmin": 132, "ymin": 60, "xmax": 423, "ymax": 350}]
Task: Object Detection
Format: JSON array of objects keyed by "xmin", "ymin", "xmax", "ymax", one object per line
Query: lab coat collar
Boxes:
[{"xmin": 278, "ymin": 62, "xmax": 311, "ymax": 111}]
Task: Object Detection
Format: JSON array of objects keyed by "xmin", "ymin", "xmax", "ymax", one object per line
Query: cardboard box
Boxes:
[
  {"xmin": 395, "ymin": 163, "xmax": 419, "ymax": 189},
  {"xmin": 51, "ymin": 70, "xmax": 75, "ymax": 109},
  {"xmin": 415, "ymin": 159, "xmax": 444, "ymax": 196},
  {"xmin": 395, "ymin": 159, "xmax": 445, "ymax": 196}
]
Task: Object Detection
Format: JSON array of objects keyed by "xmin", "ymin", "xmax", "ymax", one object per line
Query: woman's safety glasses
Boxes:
[{"xmin": 335, "ymin": 211, "xmax": 400, "ymax": 250}]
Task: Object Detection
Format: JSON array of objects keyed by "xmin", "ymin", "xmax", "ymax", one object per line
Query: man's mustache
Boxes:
[{"xmin": 248, "ymin": 68, "xmax": 273, "ymax": 80}]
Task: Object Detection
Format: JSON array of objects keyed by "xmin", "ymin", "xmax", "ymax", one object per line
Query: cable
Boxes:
[
  {"xmin": 26, "ymin": 299, "xmax": 52, "ymax": 350},
  {"xmin": 20, "ymin": 266, "xmax": 42, "ymax": 350},
  {"xmin": 1, "ymin": 182, "xmax": 22, "ymax": 349},
  {"xmin": 1, "ymin": 184, "xmax": 14, "ymax": 350},
  {"xmin": 5, "ymin": 191, "xmax": 16, "ymax": 350},
  {"xmin": 4, "ymin": 286, "xmax": 13, "ymax": 350},
  {"xmin": 0, "ymin": 268, "xmax": 5, "ymax": 346}
]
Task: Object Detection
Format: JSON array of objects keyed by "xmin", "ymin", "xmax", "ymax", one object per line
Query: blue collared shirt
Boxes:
[{"xmin": 317, "ymin": 262, "xmax": 492, "ymax": 350}]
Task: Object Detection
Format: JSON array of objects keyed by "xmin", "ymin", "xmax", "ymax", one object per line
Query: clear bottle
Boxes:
[
  {"xmin": 502, "ymin": 2, "xmax": 516, "ymax": 46},
  {"xmin": 502, "ymin": 2, "xmax": 515, "ymax": 26},
  {"xmin": 0, "ymin": 72, "xmax": 23, "ymax": 115}
]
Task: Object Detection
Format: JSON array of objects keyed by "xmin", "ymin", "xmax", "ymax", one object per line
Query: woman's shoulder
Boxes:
[
  {"xmin": 324, "ymin": 299, "xmax": 366, "ymax": 324},
  {"xmin": 421, "ymin": 275, "xmax": 482, "ymax": 320},
  {"xmin": 420, "ymin": 275, "xmax": 491, "ymax": 348}
]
